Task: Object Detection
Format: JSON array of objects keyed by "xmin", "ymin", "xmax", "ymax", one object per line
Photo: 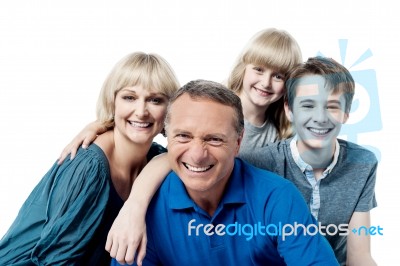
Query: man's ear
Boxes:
[
  {"xmin": 235, "ymin": 130, "xmax": 244, "ymax": 156},
  {"xmin": 284, "ymin": 102, "xmax": 293, "ymax": 122}
]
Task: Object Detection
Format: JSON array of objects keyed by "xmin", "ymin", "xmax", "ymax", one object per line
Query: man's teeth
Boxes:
[
  {"xmin": 309, "ymin": 128, "xmax": 330, "ymax": 134},
  {"xmin": 130, "ymin": 121, "xmax": 151, "ymax": 128},
  {"xmin": 184, "ymin": 163, "xmax": 212, "ymax": 172}
]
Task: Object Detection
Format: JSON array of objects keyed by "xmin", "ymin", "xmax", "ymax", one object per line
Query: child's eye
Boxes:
[
  {"xmin": 327, "ymin": 105, "xmax": 340, "ymax": 110},
  {"xmin": 302, "ymin": 105, "xmax": 314, "ymax": 109},
  {"xmin": 273, "ymin": 74, "xmax": 285, "ymax": 80}
]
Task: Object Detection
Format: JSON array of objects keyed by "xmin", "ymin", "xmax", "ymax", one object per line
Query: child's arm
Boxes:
[
  {"xmin": 57, "ymin": 120, "xmax": 107, "ymax": 164},
  {"xmin": 105, "ymin": 153, "xmax": 171, "ymax": 266},
  {"xmin": 346, "ymin": 211, "xmax": 377, "ymax": 266}
]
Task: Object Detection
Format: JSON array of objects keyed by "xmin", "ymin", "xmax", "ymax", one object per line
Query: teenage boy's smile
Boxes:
[{"xmin": 307, "ymin": 127, "xmax": 333, "ymax": 136}]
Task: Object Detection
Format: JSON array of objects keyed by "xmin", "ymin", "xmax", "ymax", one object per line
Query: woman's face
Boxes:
[
  {"xmin": 113, "ymin": 85, "xmax": 168, "ymax": 145},
  {"xmin": 240, "ymin": 64, "xmax": 285, "ymax": 110}
]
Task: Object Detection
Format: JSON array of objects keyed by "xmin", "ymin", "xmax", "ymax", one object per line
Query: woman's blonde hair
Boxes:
[
  {"xmin": 227, "ymin": 28, "xmax": 302, "ymax": 139},
  {"xmin": 96, "ymin": 52, "xmax": 180, "ymax": 129}
]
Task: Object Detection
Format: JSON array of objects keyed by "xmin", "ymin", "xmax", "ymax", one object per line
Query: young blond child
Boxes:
[{"xmin": 228, "ymin": 28, "xmax": 301, "ymax": 154}]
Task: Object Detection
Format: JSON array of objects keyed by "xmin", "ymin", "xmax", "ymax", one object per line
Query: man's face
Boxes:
[
  {"xmin": 166, "ymin": 94, "xmax": 242, "ymax": 197},
  {"xmin": 285, "ymin": 75, "xmax": 349, "ymax": 154}
]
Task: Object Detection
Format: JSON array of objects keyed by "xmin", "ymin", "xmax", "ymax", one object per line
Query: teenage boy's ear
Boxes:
[
  {"xmin": 342, "ymin": 112, "xmax": 349, "ymax": 124},
  {"xmin": 284, "ymin": 101, "xmax": 293, "ymax": 122}
]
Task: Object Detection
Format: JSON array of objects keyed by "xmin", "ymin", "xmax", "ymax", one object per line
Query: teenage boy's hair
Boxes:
[{"xmin": 285, "ymin": 56, "xmax": 355, "ymax": 113}]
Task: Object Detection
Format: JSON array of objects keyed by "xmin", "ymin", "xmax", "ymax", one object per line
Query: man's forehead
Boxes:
[
  {"xmin": 167, "ymin": 93, "xmax": 236, "ymax": 128},
  {"xmin": 170, "ymin": 93, "xmax": 222, "ymax": 110}
]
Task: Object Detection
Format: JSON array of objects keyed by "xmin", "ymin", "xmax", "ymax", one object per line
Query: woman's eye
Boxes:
[
  {"xmin": 253, "ymin": 66, "xmax": 263, "ymax": 72},
  {"xmin": 149, "ymin": 98, "xmax": 163, "ymax": 104},
  {"xmin": 122, "ymin": 95, "xmax": 135, "ymax": 101}
]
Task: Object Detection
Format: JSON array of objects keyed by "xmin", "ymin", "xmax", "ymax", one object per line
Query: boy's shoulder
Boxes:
[
  {"xmin": 337, "ymin": 138, "xmax": 378, "ymax": 164},
  {"xmin": 253, "ymin": 138, "xmax": 291, "ymax": 154}
]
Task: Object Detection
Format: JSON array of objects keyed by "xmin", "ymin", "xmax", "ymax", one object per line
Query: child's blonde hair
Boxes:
[
  {"xmin": 96, "ymin": 52, "xmax": 180, "ymax": 129},
  {"xmin": 227, "ymin": 28, "xmax": 302, "ymax": 139}
]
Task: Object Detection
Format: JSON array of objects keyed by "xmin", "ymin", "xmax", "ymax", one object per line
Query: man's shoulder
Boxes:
[
  {"xmin": 152, "ymin": 171, "xmax": 185, "ymax": 202},
  {"xmin": 235, "ymin": 158, "xmax": 292, "ymax": 189}
]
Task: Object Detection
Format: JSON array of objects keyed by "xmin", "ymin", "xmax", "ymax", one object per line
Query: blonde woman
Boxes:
[{"xmin": 0, "ymin": 52, "xmax": 179, "ymax": 265}]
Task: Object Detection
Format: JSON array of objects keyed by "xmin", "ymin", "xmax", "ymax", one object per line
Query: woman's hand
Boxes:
[
  {"xmin": 57, "ymin": 121, "xmax": 107, "ymax": 164},
  {"xmin": 105, "ymin": 200, "xmax": 147, "ymax": 266},
  {"xmin": 105, "ymin": 154, "xmax": 170, "ymax": 265}
]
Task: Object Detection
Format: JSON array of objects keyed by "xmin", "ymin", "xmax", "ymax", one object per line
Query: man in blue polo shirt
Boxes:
[{"xmin": 115, "ymin": 80, "xmax": 338, "ymax": 265}]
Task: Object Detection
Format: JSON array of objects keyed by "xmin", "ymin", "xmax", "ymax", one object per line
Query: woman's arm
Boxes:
[
  {"xmin": 346, "ymin": 211, "xmax": 377, "ymax": 266},
  {"xmin": 32, "ymin": 151, "xmax": 111, "ymax": 264},
  {"xmin": 57, "ymin": 120, "xmax": 107, "ymax": 164},
  {"xmin": 106, "ymin": 153, "xmax": 171, "ymax": 266}
]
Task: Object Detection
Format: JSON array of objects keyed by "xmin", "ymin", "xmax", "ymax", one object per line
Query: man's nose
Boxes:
[{"xmin": 188, "ymin": 139, "xmax": 208, "ymax": 163}]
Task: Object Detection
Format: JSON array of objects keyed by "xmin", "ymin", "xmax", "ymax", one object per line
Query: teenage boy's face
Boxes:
[{"xmin": 285, "ymin": 75, "xmax": 349, "ymax": 152}]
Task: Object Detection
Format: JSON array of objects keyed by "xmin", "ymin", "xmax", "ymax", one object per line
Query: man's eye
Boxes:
[
  {"xmin": 175, "ymin": 134, "xmax": 191, "ymax": 142},
  {"xmin": 302, "ymin": 105, "xmax": 313, "ymax": 109},
  {"xmin": 207, "ymin": 138, "xmax": 223, "ymax": 146}
]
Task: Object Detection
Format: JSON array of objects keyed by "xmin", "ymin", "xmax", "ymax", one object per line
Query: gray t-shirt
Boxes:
[
  {"xmin": 239, "ymin": 119, "xmax": 278, "ymax": 155},
  {"xmin": 238, "ymin": 138, "xmax": 378, "ymax": 265}
]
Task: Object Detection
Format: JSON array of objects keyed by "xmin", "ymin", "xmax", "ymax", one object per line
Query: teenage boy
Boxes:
[{"xmin": 239, "ymin": 56, "xmax": 378, "ymax": 266}]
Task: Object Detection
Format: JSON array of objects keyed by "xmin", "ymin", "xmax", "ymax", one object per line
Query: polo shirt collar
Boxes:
[{"xmin": 168, "ymin": 171, "xmax": 196, "ymax": 210}]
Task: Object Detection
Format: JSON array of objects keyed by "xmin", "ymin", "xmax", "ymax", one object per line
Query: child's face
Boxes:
[
  {"xmin": 240, "ymin": 64, "xmax": 285, "ymax": 110},
  {"xmin": 285, "ymin": 75, "xmax": 349, "ymax": 152}
]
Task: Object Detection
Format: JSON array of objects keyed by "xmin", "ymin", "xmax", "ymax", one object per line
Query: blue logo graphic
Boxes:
[
  {"xmin": 317, "ymin": 40, "xmax": 382, "ymax": 160},
  {"xmin": 351, "ymin": 225, "xmax": 383, "ymax": 236}
]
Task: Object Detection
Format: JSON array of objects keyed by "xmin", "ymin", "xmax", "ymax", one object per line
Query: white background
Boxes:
[{"xmin": 0, "ymin": 0, "xmax": 398, "ymax": 264}]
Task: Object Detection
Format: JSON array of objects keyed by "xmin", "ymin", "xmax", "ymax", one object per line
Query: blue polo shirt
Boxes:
[{"xmin": 112, "ymin": 158, "xmax": 338, "ymax": 266}]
